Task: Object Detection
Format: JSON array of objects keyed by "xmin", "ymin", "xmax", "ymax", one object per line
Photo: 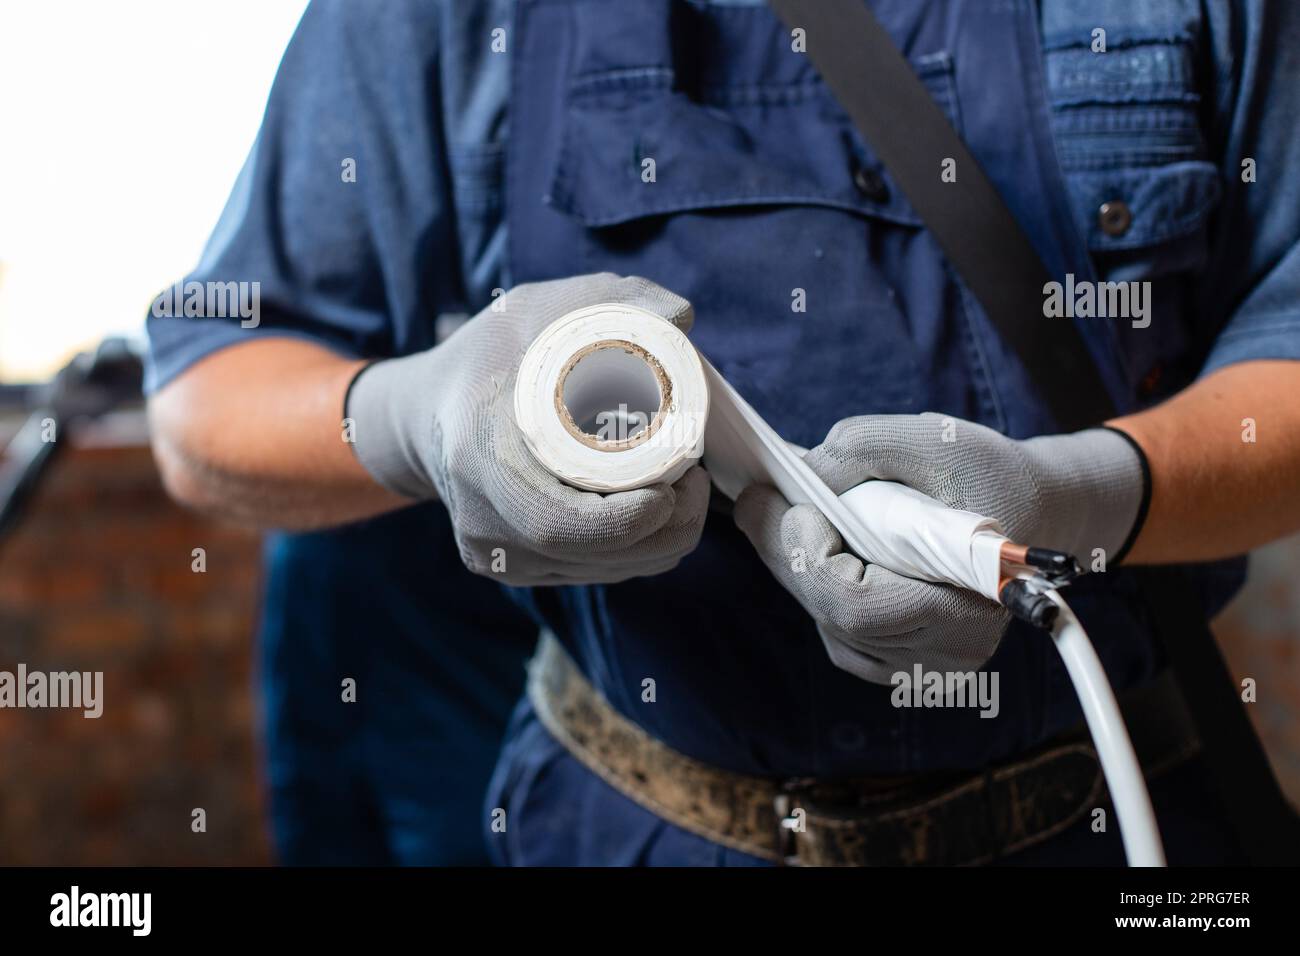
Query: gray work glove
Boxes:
[
  {"xmin": 346, "ymin": 273, "xmax": 710, "ymax": 586},
  {"xmin": 735, "ymin": 413, "xmax": 1144, "ymax": 684}
]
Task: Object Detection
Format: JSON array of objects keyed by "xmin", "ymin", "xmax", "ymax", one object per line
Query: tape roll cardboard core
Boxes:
[{"xmin": 555, "ymin": 340, "xmax": 670, "ymax": 451}]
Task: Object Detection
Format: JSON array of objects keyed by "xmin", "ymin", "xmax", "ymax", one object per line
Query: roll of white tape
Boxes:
[
  {"xmin": 514, "ymin": 301, "xmax": 1006, "ymax": 599},
  {"xmin": 513, "ymin": 303, "xmax": 709, "ymax": 493}
]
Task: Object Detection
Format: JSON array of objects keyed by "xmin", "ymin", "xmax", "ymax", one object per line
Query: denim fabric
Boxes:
[
  {"xmin": 144, "ymin": 0, "xmax": 1300, "ymax": 403},
  {"xmin": 143, "ymin": 0, "xmax": 1300, "ymax": 863}
]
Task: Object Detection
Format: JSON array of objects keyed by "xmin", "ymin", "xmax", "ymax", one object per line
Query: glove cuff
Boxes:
[
  {"xmin": 1020, "ymin": 427, "xmax": 1145, "ymax": 565},
  {"xmin": 344, "ymin": 351, "xmax": 443, "ymax": 500}
]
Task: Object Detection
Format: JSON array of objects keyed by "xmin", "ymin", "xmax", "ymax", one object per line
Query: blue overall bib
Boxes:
[{"xmin": 486, "ymin": 0, "xmax": 1247, "ymax": 864}]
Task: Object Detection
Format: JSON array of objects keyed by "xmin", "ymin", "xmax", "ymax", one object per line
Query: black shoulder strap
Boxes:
[
  {"xmin": 768, "ymin": 0, "xmax": 1299, "ymax": 862},
  {"xmin": 771, "ymin": 0, "xmax": 1110, "ymax": 431}
]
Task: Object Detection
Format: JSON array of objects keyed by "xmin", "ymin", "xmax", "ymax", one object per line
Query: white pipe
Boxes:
[
  {"xmin": 832, "ymin": 482, "xmax": 1167, "ymax": 866},
  {"xmin": 1044, "ymin": 589, "xmax": 1166, "ymax": 866}
]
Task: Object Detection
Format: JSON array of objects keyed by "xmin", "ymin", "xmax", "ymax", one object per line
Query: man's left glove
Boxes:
[
  {"xmin": 734, "ymin": 413, "xmax": 1145, "ymax": 684},
  {"xmin": 345, "ymin": 273, "xmax": 710, "ymax": 587}
]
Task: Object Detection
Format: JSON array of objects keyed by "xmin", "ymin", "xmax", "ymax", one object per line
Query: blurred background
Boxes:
[
  {"xmin": 0, "ymin": 0, "xmax": 1297, "ymax": 865},
  {"xmin": 0, "ymin": 0, "xmax": 308, "ymax": 383},
  {"xmin": 0, "ymin": 0, "xmax": 307, "ymax": 864}
]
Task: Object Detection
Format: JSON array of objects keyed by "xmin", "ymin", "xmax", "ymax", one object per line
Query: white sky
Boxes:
[{"xmin": 0, "ymin": 0, "xmax": 310, "ymax": 382}]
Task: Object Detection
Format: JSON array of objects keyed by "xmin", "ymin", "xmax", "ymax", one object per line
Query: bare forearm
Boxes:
[
  {"xmin": 148, "ymin": 338, "xmax": 409, "ymax": 529},
  {"xmin": 1109, "ymin": 360, "xmax": 1300, "ymax": 564}
]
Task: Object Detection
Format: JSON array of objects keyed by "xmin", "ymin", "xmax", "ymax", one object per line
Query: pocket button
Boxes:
[
  {"xmin": 1098, "ymin": 200, "xmax": 1133, "ymax": 237},
  {"xmin": 853, "ymin": 165, "xmax": 890, "ymax": 203}
]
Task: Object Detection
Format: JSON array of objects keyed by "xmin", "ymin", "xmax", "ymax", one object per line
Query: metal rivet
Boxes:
[{"xmin": 1098, "ymin": 200, "xmax": 1132, "ymax": 237}]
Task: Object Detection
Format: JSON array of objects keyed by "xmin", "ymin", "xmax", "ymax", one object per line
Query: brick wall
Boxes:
[
  {"xmin": 0, "ymin": 409, "xmax": 1295, "ymax": 865},
  {"xmin": 0, "ymin": 410, "xmax": 269, "ymax": 864}
]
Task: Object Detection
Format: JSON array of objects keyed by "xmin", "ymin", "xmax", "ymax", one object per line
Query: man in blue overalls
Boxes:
[{"xmin": 147, "ymin": 0, "xmax": 1300, "ymax": 865}]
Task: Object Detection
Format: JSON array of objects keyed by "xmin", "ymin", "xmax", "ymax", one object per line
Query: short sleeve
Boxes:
[
  {"xmin": 144, "ymin": 0, "xmax": 456, "ymax": 393},
  {"xmin": 1197, "ymin": 1, "xmax": 1300, "ymax": 375}
]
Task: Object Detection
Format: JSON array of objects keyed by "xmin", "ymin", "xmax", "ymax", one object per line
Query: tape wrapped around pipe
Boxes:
[{"xmin": 514, "ymin": 303, "xmax": 1006, "ymax": 599}]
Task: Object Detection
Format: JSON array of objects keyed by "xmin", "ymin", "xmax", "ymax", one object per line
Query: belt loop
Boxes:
[
  {"xmin": 773, "ymin": 780, "xmax": 806, "ymax": 866},
  {"xmin": 773, "ymin": 792, "xmax": 795, "ymax": 866}
]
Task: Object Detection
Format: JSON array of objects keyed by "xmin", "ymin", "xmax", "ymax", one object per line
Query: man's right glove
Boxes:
[
  {"xmin": 346, "ymin": 273, "xmax": 711, "ymax": 586},
  {"xmin": 734, "ymin": 413, "xmax": 1145, "ymax": 683}
]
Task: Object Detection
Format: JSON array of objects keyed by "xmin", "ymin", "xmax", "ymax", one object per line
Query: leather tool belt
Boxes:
[{"xmin": 527, "ymin": 634, "xmax": 1200, "ymax": 866}]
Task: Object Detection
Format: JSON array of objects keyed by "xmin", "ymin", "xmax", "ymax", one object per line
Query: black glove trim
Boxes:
[{"xmin": 1100, "ymin": 425, "xmax": 1151, "ymax": 567}]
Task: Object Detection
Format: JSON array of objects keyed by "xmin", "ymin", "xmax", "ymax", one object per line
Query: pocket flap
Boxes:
[
  {"xmin": 545, "ymin": 55, "xmax": 962, "ymax": 230},
  {"xmin": 1066, "ymin": 160, "xmax": 1221, "ymax": 252}
]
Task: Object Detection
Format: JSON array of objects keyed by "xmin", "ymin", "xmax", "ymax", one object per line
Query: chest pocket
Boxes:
[
  {"xmin": 1038, "ymin": 6, "xmax": 1224, "ymax": 402},
  {"xmin": 535, "ymin": 0, "xmax": 991, "ymax": 445},
  {"xmin": 1041, "ymin": 16, "xmax": 1221, "ymax": 277},
  {"xmin": 549, "ymin": 52, "xmax": 957, "ymax": 232}
]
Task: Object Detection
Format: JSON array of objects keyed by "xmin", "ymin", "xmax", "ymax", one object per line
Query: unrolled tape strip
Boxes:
[{"xmin": 514, "ymin": 303, "xmax": 1005, "ymax": 600}]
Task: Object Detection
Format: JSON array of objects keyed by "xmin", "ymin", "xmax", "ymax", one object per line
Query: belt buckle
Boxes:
[{"xmin": 774, "ymin": 778, "xmax": 814, "ymax": 866}]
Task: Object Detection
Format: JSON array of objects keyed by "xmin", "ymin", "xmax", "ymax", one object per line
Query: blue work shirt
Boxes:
[{"xmin": 147, "ymin": 0, "xmax": 1300, "ymax": 794}]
